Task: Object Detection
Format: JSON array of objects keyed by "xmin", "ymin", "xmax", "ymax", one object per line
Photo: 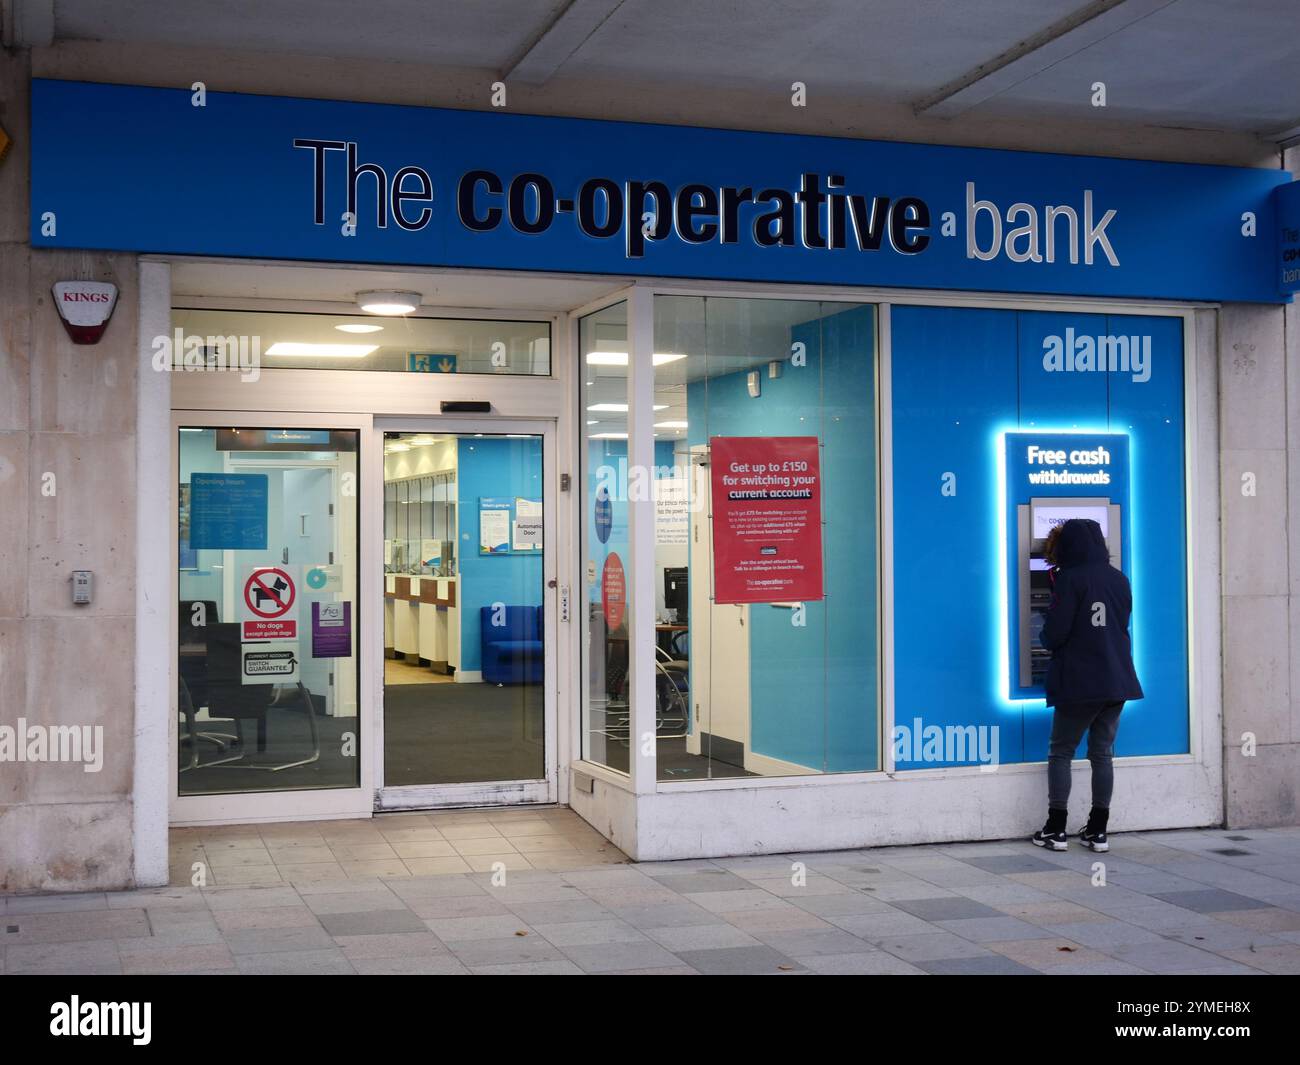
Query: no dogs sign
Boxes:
[{"xmin": 241, "ymin": 566, "xmax": 298, "ymax": 640}]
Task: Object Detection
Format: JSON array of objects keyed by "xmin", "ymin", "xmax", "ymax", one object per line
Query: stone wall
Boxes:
[{"xmin": 0, "ymin": 50, "xmax": 140, "ymax": 891}]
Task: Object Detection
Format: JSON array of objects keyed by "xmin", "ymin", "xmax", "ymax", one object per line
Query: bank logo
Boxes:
[{"xmin": 1042, "ymin": 328, "xmax": 1151, "ymax": 383}]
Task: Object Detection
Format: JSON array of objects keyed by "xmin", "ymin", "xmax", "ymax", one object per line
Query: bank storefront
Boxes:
[{"xmin": 28, "ymin": 79, "xmax": 1294, "ymax": 868}]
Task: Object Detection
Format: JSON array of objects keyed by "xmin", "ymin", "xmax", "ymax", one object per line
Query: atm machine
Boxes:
[
  {"xmin": 1017, "ymin": 497, "xmax": 1121, "ymax": 690},
  {"xmin": 1004, "ymin": 431, "xmax": 1129, "ymax": 701}
]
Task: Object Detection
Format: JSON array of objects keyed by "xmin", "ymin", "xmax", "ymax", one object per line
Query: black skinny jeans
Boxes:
[{"xmin": 1047, "ymin": 701, "xmax": 1124, "ymax": 811}]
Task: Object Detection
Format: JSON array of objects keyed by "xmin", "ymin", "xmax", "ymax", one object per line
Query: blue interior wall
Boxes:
[
  {"xmin": 687, "ymin": 304, "xmax": 878, "ymax": 772},
  {"xmin": 890, "ymin": 306, "xmax": 1189, "ymax": 767},
  {"xmin": 457, "ymin": 436, "xmax": 544, "ymax": 673}
]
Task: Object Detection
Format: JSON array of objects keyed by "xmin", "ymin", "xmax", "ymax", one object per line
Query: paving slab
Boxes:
[{"xmin": 9, "ymin": 818, "xmax": 1300, "ymax": 976}]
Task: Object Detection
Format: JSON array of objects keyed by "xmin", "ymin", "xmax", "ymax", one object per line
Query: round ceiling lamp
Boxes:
[{"xmin": 357, "ymin": 290, "xmax": 421, "ymax": 315}]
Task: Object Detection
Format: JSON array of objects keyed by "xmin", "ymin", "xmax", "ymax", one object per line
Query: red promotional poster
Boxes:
[
  {"xmin": 710, "ymin": 436, "xmax": 824, "ymax": 604},
  {"xmin": 601, "ymin": 553, "xmax": 626, "ymax": 631}
]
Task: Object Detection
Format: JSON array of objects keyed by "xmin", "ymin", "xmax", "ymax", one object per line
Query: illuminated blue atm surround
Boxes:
[
  {"xmin": 891, "ymin": 307, "xmax": 1190, "ymax": 769},
  {"xmin": 1001, "ymin": 431, "xmax": 1131, "ymax": 702}
]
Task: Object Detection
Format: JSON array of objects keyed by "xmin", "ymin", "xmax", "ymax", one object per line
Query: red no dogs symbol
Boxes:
[{"xmin": 244, "ymin": 568, "xmax": 296, "ymax": 619}]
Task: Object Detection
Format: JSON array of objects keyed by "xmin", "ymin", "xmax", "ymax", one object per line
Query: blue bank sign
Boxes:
[{"xmin": 29, "ymin": 79, "xmax": 1293, "ymax": 303}]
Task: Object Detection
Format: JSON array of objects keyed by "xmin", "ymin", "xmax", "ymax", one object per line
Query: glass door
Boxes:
[
  {"xmin": 376, "ymin": 423, "xmax": 556, "ymax": 808},
  {"xmin": 174, "ymin": 422, "xmax": 367, "ymax": 818}
]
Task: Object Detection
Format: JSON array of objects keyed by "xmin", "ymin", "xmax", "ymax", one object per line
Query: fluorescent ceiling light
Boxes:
[
  {"xmin": 586, "ymin": 351, "xmax": 686, "ymax": 366},
  {"xmin": 335, "ymin": 323, "xmax": 384, "ymax": 334},
  {"xmin": 358, "ymin": 289, "xmax": 421, "ymax": 315},
  {"xmin": 385, "ymin": 443, "xmax": 411, "ymax": 452},
  {"xmin": 265, "ymin": 342, "xmax": 377, "ymax": 358},
  {"xmin": 591, "ymin": 432, "xmax": 628, "ymax": 439},
  {"xmin": 586, "ymin": 403, "xmax": 668, "ymax": 412},
  {"xmin": 655, "ymin": 421, "xmax": 688, "ymax": 429}
]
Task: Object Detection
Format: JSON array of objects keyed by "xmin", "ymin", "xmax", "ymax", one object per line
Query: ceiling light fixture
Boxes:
[
  {"xmin": 264, "ymin": 342, "xmax": 377, "ymax": 357},
  {"xmin": 357, "ymin": 290, "xmax": 421, "ymax": 315},
  {"xmin": 335, "ymin": 323, "xmax": 384, "ymax": 334},
  {"xmin": 586, "ymin": 403, "xmax": 668, "ymax": 412},
  {"xmin": 586, "ymin": 351, "xmax": 686, "ymax": 366}
]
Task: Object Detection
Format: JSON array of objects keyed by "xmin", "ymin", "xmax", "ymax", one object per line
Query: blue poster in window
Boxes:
[
  {"xmin": 190, "ymin": 472, "xmax": 269, "ymax": 550},
  {"xmin": 479, "ymin": 497, "xmax": 513, "ymax": 554}
]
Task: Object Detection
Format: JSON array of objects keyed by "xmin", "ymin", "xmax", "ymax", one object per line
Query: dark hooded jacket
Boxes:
[{"xmin": 1040, "ymin": 518, "xmax": 1143, "ymax": 708}]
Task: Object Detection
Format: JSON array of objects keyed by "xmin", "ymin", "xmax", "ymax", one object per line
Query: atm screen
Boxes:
[{"xmin": 1032, "ymin": 504, "xmax": 1109, "ymax": 539}]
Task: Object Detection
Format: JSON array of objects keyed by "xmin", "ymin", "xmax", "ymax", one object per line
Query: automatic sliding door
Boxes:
[{"xmin": 381, "ymin": 431, "xmax": 546, "ymax": 792}]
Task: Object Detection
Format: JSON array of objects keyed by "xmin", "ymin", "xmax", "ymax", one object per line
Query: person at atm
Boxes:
[{"xmin": 1031, "ymin": 517, "xmax": 1143, "ymax": 853}]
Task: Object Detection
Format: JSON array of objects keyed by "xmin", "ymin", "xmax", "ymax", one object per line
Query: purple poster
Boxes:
[{"xmin": 311, "ymin": 601, "xmax": 352, "ymax": 658}]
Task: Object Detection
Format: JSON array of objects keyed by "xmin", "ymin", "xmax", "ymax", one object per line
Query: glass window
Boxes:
[
  {"xmin": 177, "ymin": 427, "xmax": 360, "ymax": 794},
  {"xmin": 579, "ymin": 302, "xmax": 631, "ymax": 771},
  {"xmin": 652, "ymin": 296, "xmax": 879, "ymax": 781},
  {"xmin": 169, "ymin": 309, "xmax": 550, "ymax": 375}
]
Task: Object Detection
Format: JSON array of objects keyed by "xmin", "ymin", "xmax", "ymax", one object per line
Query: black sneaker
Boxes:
[
  {"xmin": 1031, "ymin": 828, "xmax": 1068, "ymax": 851},
  {"xmin": 1079, "ymin": 826, "xmax": 1109, "ymax": 852}
]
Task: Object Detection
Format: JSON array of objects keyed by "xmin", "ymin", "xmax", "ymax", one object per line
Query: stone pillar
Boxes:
[
  {"xmin": 0, "ymin": 52, "xmax": 142, "ymax": 892},
  {"xmin": 1219, "ymin": 164, "xmax": 1300, "ymax": 823}
]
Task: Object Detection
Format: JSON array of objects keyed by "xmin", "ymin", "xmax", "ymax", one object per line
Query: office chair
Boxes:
[
  {"xmin": 654, "ymin": 656, "xmax": 689, "ymax": 739},
  {"xmin": 177, "ymin": 601, "xmax": 242, "ymax": 757},
  {"xmin": 178, "ymin": 674, "xmax": 241, "ymax": 772}
]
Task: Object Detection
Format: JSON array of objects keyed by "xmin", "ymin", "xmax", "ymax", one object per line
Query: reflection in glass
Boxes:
[
  {"xmin": 579, "ymin": 302, "xmax": 632, "ymax": 771},
  {"xmin": 177, "ymin": 427, "xmax": 360, "ymax": 795},
  {"xmin": 652, "ymin": 296, "xmax": 880, "ymax": 781},
  {"xmin": 171, "ymin": 309, "xmax": 551, "ymax": 375}
]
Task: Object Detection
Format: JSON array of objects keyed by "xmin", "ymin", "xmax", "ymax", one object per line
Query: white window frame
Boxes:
[{"xmin": 563, "ymin": 280, "xmax": 1211, "ymax": 803}]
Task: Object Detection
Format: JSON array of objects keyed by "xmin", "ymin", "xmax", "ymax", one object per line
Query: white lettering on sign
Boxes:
[
  {"xmin": 1026, "ymin": 445, "xmax": 1110, "ymax": 467},
  {"xmin": 966, "ymin": 183, "xmax": 1118, "ymax": 267},
  {"xmin": 1024, "ymin": 442, "xmax": 1113, "ymax": 487}
]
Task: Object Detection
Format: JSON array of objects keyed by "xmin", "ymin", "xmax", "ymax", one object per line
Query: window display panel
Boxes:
[
  {"xmin": 890, "ymin": 307, "xmax": 1189, "ymax": 769},
  {"xmin": 579, "ymin": 302, "xmax": 633, "ymax": 772},
  {"xmin": 653, "ymin": 296, "xmax": 880, "ymax": 781},
  {"xmin": 177, "ymin": 427, "xmax": 360, "ymax": 794}
]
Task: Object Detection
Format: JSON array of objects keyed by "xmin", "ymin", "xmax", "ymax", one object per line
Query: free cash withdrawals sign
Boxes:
[
  {"xmin": 710, "ymin": 437, "xmax": 823, "ymax": 605},
  {"xmin": 27, "ymin": 79, "xmax": 1293, "ymax": 303}
]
